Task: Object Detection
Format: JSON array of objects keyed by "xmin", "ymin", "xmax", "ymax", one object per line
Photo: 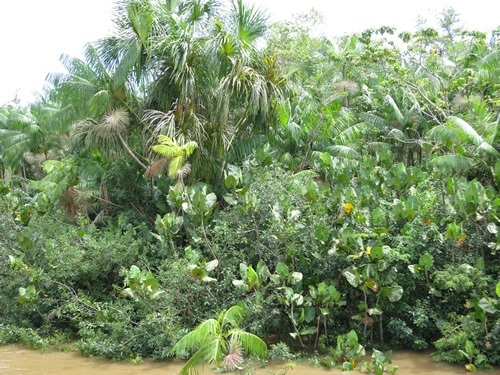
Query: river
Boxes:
[{"xmin": 1, "ymin": 345, "xmax": 499, "ymax": 374}]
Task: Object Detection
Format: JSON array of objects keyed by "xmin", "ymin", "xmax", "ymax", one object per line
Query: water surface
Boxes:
[{"xmin": 1, "ymin": 345, "xmax": 499, "ymax": 374}]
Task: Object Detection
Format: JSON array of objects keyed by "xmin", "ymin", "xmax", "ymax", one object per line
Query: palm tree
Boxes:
[
  {"xmin": 47, "ymin": 43, "xmax": 132, "ymax": 127},
  {"xmin": 146, "ymin": 134, "xmax": 198, "ymax": 190},
  {"xmin": 95, "ymin": 0, "xmax": 157, "ymax": 85},
  {"xmin": 47, "ymin": 42, "xmax": 148, "ymax": 170},
  {"xmin": 170, "ymin": 304, "xmax": 267, "ymax": 375},
  {"xmin": 0, "ymin": 105, "xmax": 63, "ymax": 185},
  {"xmin": 426, "ymin": 113, "xmax": 499, "ymax": 179},
  {"xmin": 140, "ymin": 0, "xmax": 278, "ymax": 186},
  {"xmin": 71, "ymin": 108, "xmax": 147, "ymax": 170},
  {"xmin": 362, "ymin": 93, "xmax": 429, "ymax": 166},
  {"xmin": 0, "ymin": 107, "xmax": 41, "ymax": 181}
]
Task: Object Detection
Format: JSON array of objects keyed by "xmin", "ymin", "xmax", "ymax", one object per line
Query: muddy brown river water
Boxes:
[{"xmin": 1, "ymin": 345, "xmax": 499, "ymax": 374}]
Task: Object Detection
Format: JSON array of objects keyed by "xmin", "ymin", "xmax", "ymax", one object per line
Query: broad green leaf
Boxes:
[
  {"xmin": 465, "ymin": 364, "xmax": 476, "ymax": 372},
  {"xmin": 418, "ymin": 253, "xmax": 434, "ymax": 269},
  {"xmin": 343, "ymin": 267, "xmax": 359, "ymax": 287},
  {"xmin": 496, "ymin": 281, "xmax": 500, "ymax": 298},
  {"xmin": 239, "ymin": 263, "xmax": 248, "ymax": 279},
  {"xmin": 223, "ymin": 194, "xmax": 238, "ymax": 205},
  {"xmin": 224, "ymin": 175, "xmax": 238, "ymax": 189},
  {"xmin": 369, "ymin": 247, "xmax": 384, "ymax": 260},
  {"xmin": 408, "ymin": 264, "xmax": 419, "ymax": 274},
  {"xmin": 487, "ymin": 223, "xmax": 497, "ymax": 234},
  {"xmin": 372, "ymin": 227, "xmax": 388, "ymax": 234},
  {"xmin": 292, "ymin": 293, "xmax": 303, "ymax": 305},
  {"xmin": 275, "ymin": 262, "xmax": 289, "ymax": 278},
  {"xmin": 144, "ymin": 274, "xmax": 159, "ymax": 291},
  {"xmin": 191, "ymin": 267, "xmax": 206, "ymax": 279},
  {"xmin": 299, "ymin": 326, "xmax": 317, "ymax": 335},
  {"xmin": 304, "ymin": 306, "xmax": 316, "ymax": 323},
  {"xmin": 201, "ymin": 275, "xmax": 217, "ymax": 282},
  {"xmin": 478, "ymin": 297, "xmax": 496, "ymax": 313},
  {"xmin": 247, "ymin": 265, "xmax": 258, "ymax": 288},
  {"xmin": 269, "ymin": 274, "xmax": 281, "ymax": 285},
  {"xmin": 232, "ymin": 279, "xmax": 247, "ymax": 291},
  {"xmin": 381, "ymin": 286, "xmax": 403, "ymax": 302},
  {"xmin": 314, "ymin": 225, "xmax": 330, "ymax": 242},
  {"xmin": 256, "ymin": 261, "xmax": 270, "ymax": 281},
  {"xmin": 320, "ymin": 307, "xmax": 330, "ymax": 316}
]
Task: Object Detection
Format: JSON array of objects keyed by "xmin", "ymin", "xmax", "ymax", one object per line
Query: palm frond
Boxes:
[
  {"xmin": 143, "ymin": 109, "xmax": 177, "ymax": 143},
  {"xmin": 425, "ymin": 125, "xmax": 461, "ymax": 145},
  {"xmin": 170, "ymin": 318, "xmax": 219, "ymax": 357},
  {"xmin": 88, "ymin": 90, "xmax": 113, "ymax": 115},
  {"xmin": 361, "ymin": 113, "xmax": 388, "ymax": 129},
  {"xmin": 431, "ymin": 155, "xmax": 473, "ymax": 171},
  {"xmin": 230, "ymin": 330, "xmax": 267, "ymax": 358},
  {"xmin": 387, "ymin": 128, "xmax": 407, "ymax": 142},
  {"xmin": 226, "ymin": 134, "xmax": 266, "ymax": 163},
  {"xmin": 151, "ymin": 144, "xmax": 177, "ymax": 158},
  {"xmin": 477, "ymin": 141, "xmax": 498, "ymax": 155},
  {"xmin": 220, "ymin": 305, "xmax": 245, "ymax": 330},
  {"xmin": 366, "ymin": 141, "xmax": 393, "ymax": 154},
  {"xmin": 178, "ymin": 343, "xmax": 209, "ymax": 375},
  {"xmin": 222, "ymin": 338, "xmax": 243, "ymax": 370},
  {"xmin": 230, "ymin": 0, "xmax": 268, "ymax": 48},
  {"xmin": 447, "ymin": 116, "xmax": 498, "ymax": 156},
  {"xmin": 325, "ymin": 145, "xmax": 359, "ymax": 159},
  {"xmin": 384, "ymin": 95, "xmax": 404, "ymax": 124},
  {"xmin": 168, "ymin": 156, "xmax": 184, "ymax": 178}
]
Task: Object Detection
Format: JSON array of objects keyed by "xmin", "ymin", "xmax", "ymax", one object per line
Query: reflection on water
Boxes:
[{"xmin": 0, "ymin": 345, "xmax": 499, "ymax": 375}]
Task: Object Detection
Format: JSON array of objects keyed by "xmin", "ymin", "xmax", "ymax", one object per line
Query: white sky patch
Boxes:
[
  {"xmin": 0, "ymin": 0, "xmax": 115, "ymax": 105},
  {"xmin": 0, "ymin": 0, "xmax": 498, "ymax": 105}
]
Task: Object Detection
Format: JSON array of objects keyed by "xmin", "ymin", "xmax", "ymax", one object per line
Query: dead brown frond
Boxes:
[
  {"xmin": 176, "ymin": 162, "xmax": 191, "ymax": 180},
  {"xmin": 451, "ymin": 94, "xmax": 468, "ymax": 111},
  {"xmin": 144, "ymin": 158, "xmax": 169, "ymax": 177},
  {"xmin": 96, "ymin": 108, "xmax": 129, "ymax": 138},
  {"xmin": 24, "ymin": 152, "xmax": 46, "ymax": 166},
  {"xmin": 222, "ymin": 338, "xmax": 244, "ymax": 370},
  {"xmin": 334, "ymin": 80, "xmax": 358, "ymax": 95}
]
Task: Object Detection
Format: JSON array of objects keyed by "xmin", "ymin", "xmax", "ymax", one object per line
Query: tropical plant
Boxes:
[
  {"xmin": 146, "ymin": 134, "xmax": 198, "ymax": 190},
  {"xmin": 170, "ymin": 304, "xmax": 267, "ymax": 374},
  {"xmin": 0, "ymin": 105, "xmax": 62, "ymax": 185},
  {"xmin": 327, "ymin": 330, "xmax": 366, "ymax": 370}
]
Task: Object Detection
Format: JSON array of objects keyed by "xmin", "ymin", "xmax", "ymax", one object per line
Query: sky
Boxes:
[{"xmin": 0, "ymin": 0, "xmax": 498, "ymax": 106}]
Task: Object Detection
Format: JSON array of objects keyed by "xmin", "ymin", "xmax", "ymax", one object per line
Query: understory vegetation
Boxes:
[{"xmin": 1, "ymin": 0, "xmax": 499, "ymax": 373}]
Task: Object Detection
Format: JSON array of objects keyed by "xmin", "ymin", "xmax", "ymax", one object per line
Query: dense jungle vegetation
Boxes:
[{"xmin": 1, "ymin": 0, "xmax": 499, "ymax": 373}]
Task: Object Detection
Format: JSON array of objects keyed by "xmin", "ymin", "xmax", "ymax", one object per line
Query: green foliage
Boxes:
[
  {"xmin": 369, "ymin": 349, "xmax": 398, "ymax": 375},
  {"xmin": 1, "ymin": 2, "xmax": 499, "ymax": 370},
  {"xmin": 0, "ymin": 325, "xmax": 49, "ymax": 350},
  {"xmin": 268, "ymin": 342, "xmax": 296, "ymax": 361},
  {"xmin": 170, "ymin": 304, "xmax": 267, "ymax": 374},
  {"xmin": 433, "ymin": 314, "xmax": 492, "ymax": 369},
  {"xmin": 329, "ymin": 330, "xmax": 365, "ymax": 367}
]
